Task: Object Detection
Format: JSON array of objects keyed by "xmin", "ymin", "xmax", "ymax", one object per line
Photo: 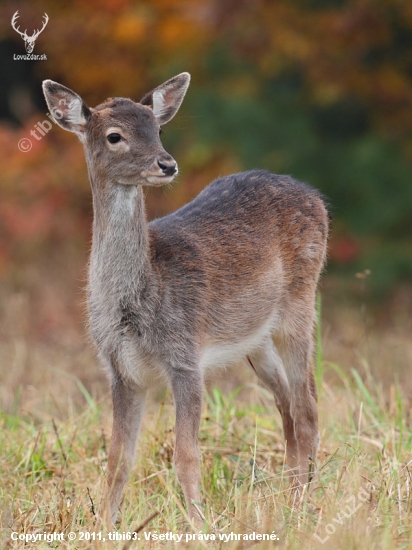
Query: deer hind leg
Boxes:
[
  {"xmin": 103, "ymin": 371, "xmax": 146, "ymax": 526},
  {"xmin": 170, "ymin": 369, "xmax": 203, "ymax": 524},
  {"xmin": 275, "ymin": 313, "xmax": 320, "ymax": 489},
  {"xmin": 247, "ymin": 338, "xmax": 299, "ymax": 482}
]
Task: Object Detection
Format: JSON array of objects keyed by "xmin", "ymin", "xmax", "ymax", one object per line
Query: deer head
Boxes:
[
  {"xmin": 42, "ymin": 74, "xmax": 191, "ymax": 187},
  {"xmin": 11, "ymin": 11, "xmax": 49, "ymax": 54}
]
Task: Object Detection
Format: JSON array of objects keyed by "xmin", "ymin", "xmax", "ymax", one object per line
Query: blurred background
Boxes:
[{"xmin": 0, "ymin": 0, "xmax": 412, "ymax": 414}]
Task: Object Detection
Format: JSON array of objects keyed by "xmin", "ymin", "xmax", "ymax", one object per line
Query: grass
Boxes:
[
  {"xmin": 1, "ymin": 290, "xmax": 412, "ymax": 548},
  {"xmin": 1, "ymin": 360, "xmax": 412, "ymax": 549}
]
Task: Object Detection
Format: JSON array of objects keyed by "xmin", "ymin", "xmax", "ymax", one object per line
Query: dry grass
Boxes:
[{"xmin": 1, "ymin": 286, "xmax": 412, "ymax": 549}]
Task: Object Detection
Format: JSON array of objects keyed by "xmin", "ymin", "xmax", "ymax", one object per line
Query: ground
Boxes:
[{"xmin": 1, "ymin": 283, "xmax": 412, "ymax": 549}]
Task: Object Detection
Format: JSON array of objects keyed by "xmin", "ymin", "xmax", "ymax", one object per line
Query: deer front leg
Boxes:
[
  {"xmin": 103, "ymin": 371, "xmax": 146, "ymax": 526},
  {"xmin": 171, "ymin": 369, "xmax": 203, "ymax": 525}
]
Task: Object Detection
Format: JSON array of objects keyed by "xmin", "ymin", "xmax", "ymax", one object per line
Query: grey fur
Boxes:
[{"xmin": 42, "ymin": 73, "xmax": 328, "ymax": 525}]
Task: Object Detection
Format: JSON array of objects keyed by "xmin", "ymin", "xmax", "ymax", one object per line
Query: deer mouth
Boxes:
[{"xmin": 145, "ymin": 173, "xmax": 176, "ymax": 185}]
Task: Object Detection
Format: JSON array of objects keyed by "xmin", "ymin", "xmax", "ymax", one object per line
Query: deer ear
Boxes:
[
  {"xmin": 42, "ymin": 80, "xmax": 90, "ymax": 138},
  {"xmin": 140, "ymin": 72, "xmax": 190, "ymax": 125}
]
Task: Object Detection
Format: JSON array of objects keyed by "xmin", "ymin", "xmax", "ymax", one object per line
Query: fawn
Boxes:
[{"xmin": 42, "ymin": 73, "xmax": 328, "ymax": 525}]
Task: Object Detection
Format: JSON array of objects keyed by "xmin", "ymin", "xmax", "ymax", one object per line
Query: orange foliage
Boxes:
[{"xmin": 1, "ymin": 0, "xmax": 412, "ymax": 277}]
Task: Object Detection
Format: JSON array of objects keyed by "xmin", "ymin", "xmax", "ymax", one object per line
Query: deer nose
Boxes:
[{"xmin": 157, "ymin": 159, "xmax": 177, "ymax": 176}]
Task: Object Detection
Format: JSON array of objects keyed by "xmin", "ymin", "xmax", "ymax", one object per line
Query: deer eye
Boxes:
[{"xmin": 107, "ymin": 133, "xmax": 121, "ymax": 144}]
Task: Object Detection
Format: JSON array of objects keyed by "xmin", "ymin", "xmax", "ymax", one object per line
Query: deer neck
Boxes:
[{"xmin": 88, "ymin": 167, "xmax": 154, "ymax": 301}]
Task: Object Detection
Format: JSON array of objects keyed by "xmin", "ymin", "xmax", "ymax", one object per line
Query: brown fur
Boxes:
[{"xmin": 42, "ymin": 73, "xmax": 328, "ymax": 526}]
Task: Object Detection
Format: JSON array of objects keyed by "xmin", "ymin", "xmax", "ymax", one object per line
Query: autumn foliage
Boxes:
[{"xmin": 1, "ymin": 0, "xmax": 412, "ymax": 295}]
